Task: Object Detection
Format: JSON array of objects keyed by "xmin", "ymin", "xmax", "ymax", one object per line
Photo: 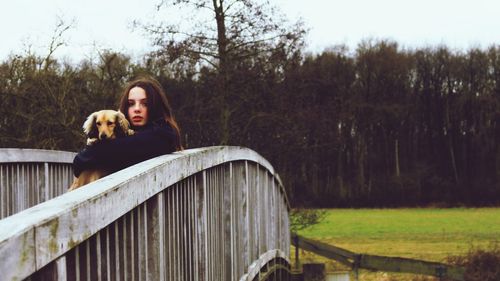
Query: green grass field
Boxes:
[{"xmin": 293, "ymin": 208, "xmax": 500, "ymax": 279}]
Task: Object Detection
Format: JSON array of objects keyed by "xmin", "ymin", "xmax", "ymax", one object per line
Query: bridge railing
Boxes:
[
  {"xmin": 0, "ymin": 146, "xmax": 291, "ymax": 281},
  {"xmin": 0, "ymin": 149, "xmax": 76, "ymax": 219}
]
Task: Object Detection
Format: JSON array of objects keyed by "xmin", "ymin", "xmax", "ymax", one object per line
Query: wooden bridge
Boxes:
[{"xmin": 0, "ymin": 146, "xmax": 291, "ymax": 281}]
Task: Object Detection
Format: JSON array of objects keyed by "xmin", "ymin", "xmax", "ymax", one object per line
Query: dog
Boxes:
[{"xmin": 68, "ymin": 110, "xmax": 134, "ymax": 191}]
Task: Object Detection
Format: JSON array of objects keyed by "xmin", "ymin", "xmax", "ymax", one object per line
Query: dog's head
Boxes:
[{"xmin": 83, "ymin": 110, "xmax": 132, "ymax": 141}]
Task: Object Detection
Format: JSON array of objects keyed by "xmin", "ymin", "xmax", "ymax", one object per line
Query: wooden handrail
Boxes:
[{"xmin": 0, "ymin": 148, "xmax": 75, "ymax": 163}]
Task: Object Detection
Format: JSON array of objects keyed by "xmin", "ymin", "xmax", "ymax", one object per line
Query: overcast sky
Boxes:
[{"xmin": 1, "ymin": 0, "xmax": 500, "ymax": 63}]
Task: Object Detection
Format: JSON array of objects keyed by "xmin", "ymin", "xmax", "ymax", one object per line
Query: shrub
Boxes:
[{"xmin": 447, "ymin": 242, "xmax": 500, "ymax": 281}]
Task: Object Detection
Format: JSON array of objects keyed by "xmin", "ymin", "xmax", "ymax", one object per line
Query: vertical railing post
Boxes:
[
  {"xmin": 243, "ymin": 161, "xmax": 250, "ymax": 275},
  {"xmin": 44, "ymin": 162, "xmax": 49, "ymax": 202},
  {"xmin": 223, "ymin": 163, "xmax": 232, "ymax": 281},
  {"xmin": 56, "ymin": 256, "xmax": 67, "ymax": 281},
  {"xmin": 195, "ymin": 172, "xmax": 207, "ymax": 281},
  {"xmin": 146, "ymin": 193, "xmax": 164, "ymax": 281}
]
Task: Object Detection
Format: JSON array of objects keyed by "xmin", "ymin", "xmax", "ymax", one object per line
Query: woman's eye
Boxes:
[{"xmin": 127, "ymin": 100, "xmax": 147, "ymax": 107}]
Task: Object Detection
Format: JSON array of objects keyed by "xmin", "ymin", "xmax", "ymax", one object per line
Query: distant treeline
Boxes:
[{"xmin": 1, "ymin": 41, "xmax": 498, "ymax": 207}]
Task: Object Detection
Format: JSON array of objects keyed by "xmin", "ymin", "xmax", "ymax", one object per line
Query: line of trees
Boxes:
[
  {"xmin": 279, "ymin": 42, "xmax": 499, "ymax": 207},
  {"xmin": 0, "ymin": 1, "xmax": 498, "ymax": 207},
  {"xmin": 1, "ymin": 41, "xmax": 498, "ymax": 207}
]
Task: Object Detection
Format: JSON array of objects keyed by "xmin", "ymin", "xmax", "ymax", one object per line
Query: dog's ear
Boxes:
[
  {"xmin": 116, "ymin": 111, "xmax": 132, "ymax": 137},
  {"xmin": 83, "ymin": 112, "xmax": 98, "ymax": 138}
]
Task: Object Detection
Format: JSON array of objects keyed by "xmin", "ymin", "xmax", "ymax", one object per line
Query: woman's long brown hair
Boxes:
[{"xmin": 119, "ymin": 77, "xmax": 183, "ymax": 150}]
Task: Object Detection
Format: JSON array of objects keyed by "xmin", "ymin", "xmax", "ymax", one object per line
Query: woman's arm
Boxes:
[{"xmin": 73, "ymin": 120, "xmax": 177, "ymax": 177}]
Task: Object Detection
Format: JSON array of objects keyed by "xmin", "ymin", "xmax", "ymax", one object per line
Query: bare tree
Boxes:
[
  {"xmin": 137, "ymin": 0, "xmax": 305, "ymax": 143},
  {"xmin": 42, "ymin": 16, "xmax": 75, "ymax": 71}
]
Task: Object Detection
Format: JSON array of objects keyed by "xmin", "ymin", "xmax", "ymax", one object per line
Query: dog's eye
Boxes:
[
  {"xmin": 107, "ymin": 121, "xmax": 114, "ymax": 126},
  {"xmin": 96, "ymin": 122, "xmax": 101, "ymax": 126}
]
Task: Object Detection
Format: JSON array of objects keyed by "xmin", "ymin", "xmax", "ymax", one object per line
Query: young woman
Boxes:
[{"xmin": 72, "ymin": 76, "xmax": 183, "ymax": 178}]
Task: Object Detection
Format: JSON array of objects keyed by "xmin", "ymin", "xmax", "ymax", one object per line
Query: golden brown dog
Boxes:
[{"xmin": 68, "ymin": 110, "xmax": 134, "ymax": 191}]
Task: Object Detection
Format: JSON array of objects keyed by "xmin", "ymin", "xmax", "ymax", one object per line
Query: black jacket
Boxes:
[{"xmin": 73, "ymin": 119, "xmax": 177, "ymax": 177}]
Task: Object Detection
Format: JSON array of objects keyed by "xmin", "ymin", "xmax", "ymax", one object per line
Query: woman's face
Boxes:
[{"xmin": 127, "ymin": 87, "xmax": 149, "ymax": 127}]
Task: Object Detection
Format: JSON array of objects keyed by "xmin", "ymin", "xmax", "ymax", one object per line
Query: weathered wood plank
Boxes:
[
  {"xmin": 145, "ymin": 194, "xmax": 160, "ymax": 281},
  {"xmin": 196, "ymin": 171, "xmax": 207, "ymax": 281},
  {"xmin": 0, "ymin": 149, "xmax": 75, "ymax": 164},
  {"xmin": 222, "ymin": 164, "xmax": 232, "ymax": 281},
  {"xmin": 359, "ymin": 254, "xmax": 465, "ymax": 281},
  {"xmin": 0, "ymin": 225, "xmax": 36, "ymax": 280},
  {"xmin": 291, "ymin": 234, "xmax": 356, "ymax": 266}
]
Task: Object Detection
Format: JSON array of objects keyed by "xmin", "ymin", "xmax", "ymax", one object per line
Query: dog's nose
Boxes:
[{"xmin": 100, "ymin": 134, "xmax": 107, "ymax": 140}]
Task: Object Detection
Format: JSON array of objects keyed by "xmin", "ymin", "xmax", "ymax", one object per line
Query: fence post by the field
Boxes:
[
  {"xmin": 437, "ymin": 265, "xmax": 446, "ymax": 281},
  {"xmin": 294, "ymin": 234, "xmax": 300, "ymax": 270},
  {"xmin": 353, "ymin": 254, "xmax": 360, "ymax": 281}
]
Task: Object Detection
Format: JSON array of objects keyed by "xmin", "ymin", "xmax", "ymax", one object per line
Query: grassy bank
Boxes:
[{"xmin": 292, "ymin": 208, "xmax": 500, "ymax": 279}]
